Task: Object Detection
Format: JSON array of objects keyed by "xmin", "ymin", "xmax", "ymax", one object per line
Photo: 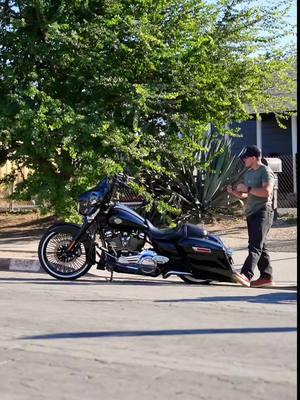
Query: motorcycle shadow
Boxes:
[
  {"xmin": 0, "ymin": 275, "xmax": 185, "ymax": 286},
  {"xmin": 0, "ymin": 275, "xmax": 296, "ymax": 289}
]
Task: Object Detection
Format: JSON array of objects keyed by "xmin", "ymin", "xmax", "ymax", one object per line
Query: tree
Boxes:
[{"xmin": 0, "ymin": 0, "xmax": 296, "ymax": 218}]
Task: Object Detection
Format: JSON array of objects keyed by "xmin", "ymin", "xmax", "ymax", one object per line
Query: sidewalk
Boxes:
[
  {"xmin": 0, "ymin": 228, "xmax": 297, "ymax": 288},
  {"xmin": 0, "ymin": 228, "xmax": 41, "ymax": 272}
]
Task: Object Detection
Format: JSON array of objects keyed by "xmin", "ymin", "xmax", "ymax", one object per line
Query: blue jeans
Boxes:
[{"xmin": 241, "ymin": 206, "xmax": 274, "ymax": 280}]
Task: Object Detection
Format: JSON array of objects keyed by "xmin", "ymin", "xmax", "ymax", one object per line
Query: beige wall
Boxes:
[{"xmin": 0, "ymin": 161, "xmax": 30, "ymax": 198}]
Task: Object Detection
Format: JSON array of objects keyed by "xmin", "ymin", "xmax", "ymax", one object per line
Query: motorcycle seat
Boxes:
[
  {"xmin": 146, "ymin": 220, "xmax": 184, "ymax": 241},
  {"xmin": 184, "ymin": 223, "xmax": 208, "ymax": 238},
  {"xmin": 146, "ymin": 221, "xmax": 207, "ymax": 241}
]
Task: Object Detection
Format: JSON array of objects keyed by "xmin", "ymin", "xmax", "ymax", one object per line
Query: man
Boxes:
[{"xmin": 227, "ymin": 145, "xmax": 275, "ymax": 287}]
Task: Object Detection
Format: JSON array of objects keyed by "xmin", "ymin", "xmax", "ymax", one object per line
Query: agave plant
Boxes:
[
  {"xmin": 142, "ymin": 133, "xmax": 246, "ymax": 224},
  {"xmin": 189, "ymin": 134, "xmax": 246, "ymax": 216}
]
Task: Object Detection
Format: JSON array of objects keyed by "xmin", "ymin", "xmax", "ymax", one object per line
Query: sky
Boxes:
[
  {"xmin": 286, "ymin": 2, "xmax": 297, "ymax": 37},
  {"xmin": 277, "ymin": 1, "xmax": 297, "ymax": 48},
  {"xmin": 209, "ymin": 0, "xmax": 297, "ymax": 48}
]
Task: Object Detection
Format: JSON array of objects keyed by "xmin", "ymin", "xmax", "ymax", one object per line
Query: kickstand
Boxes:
[
  {"xmin": 105, "ymin": 265, "xmax": 114, "ymax": 282},
  {"xmin": 109, "ymin": 269, "xmax": 114, "ymax": 282}
]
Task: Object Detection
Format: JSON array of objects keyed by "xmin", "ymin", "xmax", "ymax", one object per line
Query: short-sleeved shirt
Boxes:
[{"xmin": 243, "ymin": 165, "xmax": 275, "ymax": 217}]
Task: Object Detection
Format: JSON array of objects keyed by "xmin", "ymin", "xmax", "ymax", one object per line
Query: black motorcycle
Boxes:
[{"xmin": 38, "ymin": 174, "xmax": 235, "ymax": 283}]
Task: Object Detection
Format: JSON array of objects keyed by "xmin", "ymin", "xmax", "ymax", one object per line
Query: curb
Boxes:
[
  {"xmin": 0, "ymin": 258, "xmax": 44, "ymax": 273},
  {"xmin": 0, "ymin": 258, "xmax": 98, "ymax": 277}
]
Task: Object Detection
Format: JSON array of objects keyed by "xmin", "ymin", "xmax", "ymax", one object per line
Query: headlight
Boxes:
[
  {"xmin": 78, "ymin": 200, "xmax": 96, "ymax": 216},
  {"xmin": 78, "ymin": 188, "xmax": 104, "ymax": 216}
]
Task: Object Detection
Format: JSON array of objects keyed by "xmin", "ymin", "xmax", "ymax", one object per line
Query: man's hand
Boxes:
[
  {"xmin": 227, "ymin": 184, "xmax": 248, "ymax": 199},
  {"xmin": 236, "ymin": 183, "xmax": 249, "ymax": 193}
]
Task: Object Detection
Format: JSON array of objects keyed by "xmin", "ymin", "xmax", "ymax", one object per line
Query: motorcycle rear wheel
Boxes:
[
  {"xmin": 180, "ymin": 275, "xmax": 212, "ymax": 284},
  {"xmin": 38, "ymin": 224, "xmax": 93, "ymax": 280}
]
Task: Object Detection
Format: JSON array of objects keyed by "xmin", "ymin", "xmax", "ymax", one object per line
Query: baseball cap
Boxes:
[{"xmin": 240, "ymin": 145, "xmax": 261, "ymax": 159}]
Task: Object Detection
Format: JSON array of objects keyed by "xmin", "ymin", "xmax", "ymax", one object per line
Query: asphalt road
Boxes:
[{"xmin": 0, "ymin": 271, "xmax": 296, "ymax": 400}]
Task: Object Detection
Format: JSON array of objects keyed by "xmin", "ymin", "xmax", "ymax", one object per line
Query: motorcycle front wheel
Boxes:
[{"xmin": 38, "ymin": 224, "xmax": 93, "ymax": 280}]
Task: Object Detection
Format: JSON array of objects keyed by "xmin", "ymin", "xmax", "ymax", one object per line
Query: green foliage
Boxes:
[
  {"xmin": 140, "ymin": 133, "xmax": 246, "ymax": 224},
  {"xmin": 0, "ymin": 0, "xmax": 296, "ymax": 219}
]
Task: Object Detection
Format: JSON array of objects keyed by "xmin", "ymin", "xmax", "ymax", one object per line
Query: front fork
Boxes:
[
  {"xmin": 67, "ymin": 217, "xmax": 112, "ymax": 268},
  {"xmin": 66, "ymin": 218, "xmax": 92, "ymax": 248},
  {"xmin": 66, "ymin": 219, "xmax": 99, "ymax": 268}
]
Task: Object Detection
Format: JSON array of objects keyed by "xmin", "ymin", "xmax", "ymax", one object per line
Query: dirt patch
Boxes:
[
  {"xmin": 0, "ymin": 211, "xmax": 297, "ymax": 248},
  {"xmin": 202, "ymin": 215, "xmax": 297, "ymax": 252},
  {"xmin": 0, "ymin": 212, "xmax": 61, "ymax": 236},
  {"xmin": 202, "ymin": 212, "xmax": 296, "ymax": 239}
]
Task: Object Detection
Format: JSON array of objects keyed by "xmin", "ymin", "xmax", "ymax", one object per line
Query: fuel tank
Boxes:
[{"xmin": 107, "ymin": 204, "xmax": 148, "ymax": 230}]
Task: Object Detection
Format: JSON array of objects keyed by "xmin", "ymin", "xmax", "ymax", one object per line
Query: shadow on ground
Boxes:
[
  {"xmin": 0, "ymin": 276, "xmax": 184, "ymax": 286},
  {"xmin": 21, "ymin": 326, "xmax": 297, "ymax": 340},
  {"xmin": 0, "ymin": 275, "xmax": 296, "ymax": 290},
  {"xmin": 155, "ymin": 291, "xmax": 297, "ymax": 305}
]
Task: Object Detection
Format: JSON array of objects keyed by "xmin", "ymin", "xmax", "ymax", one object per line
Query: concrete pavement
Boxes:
[
  {"xmin": 0, "ymin": 223, "xmax": 297, "ymax": 400},
  {"xmin": 0, "ymin": 227, "xmax": 297, "ymax": 288},
  {"xmin": 0, "ymin": 270, "xmax": 297, "ymax": 400}
]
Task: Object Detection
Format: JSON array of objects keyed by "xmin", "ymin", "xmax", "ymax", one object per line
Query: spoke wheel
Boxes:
[{"xmin": 38, "ymin": 225, "xmax": 93, "ymax": 280}]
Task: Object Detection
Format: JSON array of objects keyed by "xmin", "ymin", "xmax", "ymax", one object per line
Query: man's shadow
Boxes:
[{"xmin": 155, "ymin": 291, "xmax": 297, "ymax": 305}]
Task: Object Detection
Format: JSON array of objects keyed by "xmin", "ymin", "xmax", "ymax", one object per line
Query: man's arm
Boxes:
[
  {"xmin": 236, "ymin": 182, "xmax": 273, "ymax": 198},
  {"xmin": 248, "ymin": 182, "xmax": 273, "ymax": 198}
]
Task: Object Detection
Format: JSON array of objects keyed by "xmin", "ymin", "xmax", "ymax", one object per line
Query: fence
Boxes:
[
  {"xmin": 267, "ymin": 155, "xmax": 297, "ymax": 208},
  {"xmin": 0, "ymin": 156, "xmax": 297, "ymax": 211}
]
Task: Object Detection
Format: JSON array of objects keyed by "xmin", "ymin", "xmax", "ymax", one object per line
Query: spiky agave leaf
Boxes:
[{"xmin": 168, "ymin": 134, "xmax": 246, "ymax": 221}]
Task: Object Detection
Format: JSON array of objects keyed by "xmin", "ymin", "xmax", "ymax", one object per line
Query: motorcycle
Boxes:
[{"xmin": 38, "ymin": 174, "xmax": 235, "ymax": 283}]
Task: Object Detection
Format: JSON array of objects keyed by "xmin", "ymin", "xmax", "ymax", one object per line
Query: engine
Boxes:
[
  {"xmin": 104, "ymin": 229, "xmax": 169, "ymax": 275},
  {"xmin": 104, "ymin": 229, "xmax": 145, "ymax": 255}
]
